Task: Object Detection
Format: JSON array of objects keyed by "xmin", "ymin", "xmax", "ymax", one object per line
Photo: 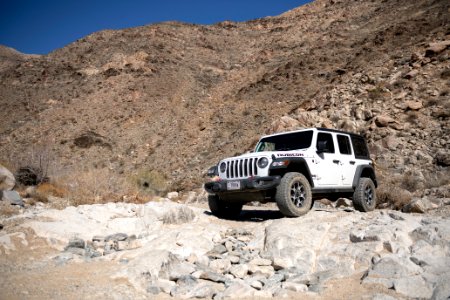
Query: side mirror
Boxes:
[{"xmin": 317, "ymin": 141, "xmax": 328, "ymax": 153}]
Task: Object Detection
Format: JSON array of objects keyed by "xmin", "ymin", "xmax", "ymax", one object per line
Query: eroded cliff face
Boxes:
[{"xmin": 0, "ymin": 0, "xmax": 448, "ymax": 197}]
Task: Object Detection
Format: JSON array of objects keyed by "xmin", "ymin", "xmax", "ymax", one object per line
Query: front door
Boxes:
[{"xmin": 315, "ymin": 132, "xmax": 341, "ymax": 186}]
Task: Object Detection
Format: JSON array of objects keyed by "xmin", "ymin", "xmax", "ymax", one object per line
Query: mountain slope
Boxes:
[{"xmin": 0, "ymin": 0, "xmax": 448, "ymax": 197}]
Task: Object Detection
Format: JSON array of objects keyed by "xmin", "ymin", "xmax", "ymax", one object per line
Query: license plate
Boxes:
[{"xmin": 227, "ymin": 181, "xmax": 241, "ymax": 190}]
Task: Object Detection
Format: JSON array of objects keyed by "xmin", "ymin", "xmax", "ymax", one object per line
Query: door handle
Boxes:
[
  {"xmin": 333, "ymin": 160, "xmax": 340, "ymax": 164},
  {"xmin": 350, "ymin": 161, "xmax": 355, "ymax": 165}
]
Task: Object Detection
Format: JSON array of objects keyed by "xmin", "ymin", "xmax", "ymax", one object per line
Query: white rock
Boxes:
[
  {"xmin": 282, "ymin": 282, "xmax": 308, "ymax": 292},
  {"xmin": 230, "ymin": 264, "xmax": 248, "ymax": 279},
  {"xmin": 166, "ymin": 192, "xmax": 179, "ymax": 200},
  {"xmin": 0, "ymin": 165, "xmax": 15, "ymax": 191}
]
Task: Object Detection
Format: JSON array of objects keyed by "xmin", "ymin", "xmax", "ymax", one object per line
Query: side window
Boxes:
[
  {"xmin": 316, "ymin": 133, "xmax": 335, "ymax": 153},
  {"xmin": 337, "ymin": 135, "xmax": 352, "ymax": 155},
  {"xmin": 351, "ymin": 136, "xmax": 369, "ymax": 159}
]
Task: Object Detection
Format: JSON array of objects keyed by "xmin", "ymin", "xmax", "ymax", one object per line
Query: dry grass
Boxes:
[
  {"xmin": 376, "ymin": 183, "xmax": 412, "ymax": 210},
  {"xmin": 29, "ymin": 182, "xmax": 67, "ymax": 203},
  {"xmin": 56, "ymin": 167, "xmax": 152, "ymax": 206},
  {"xmin": 0, "ymin": 203, "xmax": 20, "ymax": 217},
  {"xmin": 133, "ymin": 169, "xmax": 168, "ymax": 196}
]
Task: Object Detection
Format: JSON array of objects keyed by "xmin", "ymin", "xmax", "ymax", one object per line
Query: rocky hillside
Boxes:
[{"xmin": 0, "ymin": 0, "xmax": 448, "ymax": 198}]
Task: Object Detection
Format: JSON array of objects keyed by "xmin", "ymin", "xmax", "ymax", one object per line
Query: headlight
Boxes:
[
  {"xmin": 257, "ymin": 157, "xmax": 269, "ymax": 168},
  {"xmin": 207, "ymin": 166, "xmax": 218, "ymax": 176},
  {"xmin": 219, "ymin": 162, "xmax": 227, "ymax": 173}
]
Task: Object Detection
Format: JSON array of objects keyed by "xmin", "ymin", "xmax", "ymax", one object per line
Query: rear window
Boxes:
[
  {"xmin": 337, "ymin": 135, "xmax": 352, "ymax": 155},
  {"xmin": 351, "ymin": 136, "xmax": 369, "ymax": 159}
]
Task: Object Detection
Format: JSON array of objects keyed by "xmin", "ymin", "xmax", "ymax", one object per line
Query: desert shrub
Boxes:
[
  {"xmin": 400, "ymin": 172, "xmax": 418, "ymax": 192},
  {"xmin": 31, "ymin": 182, "xmax": 67, "ymax": 203},
  {"xmin": 376, "ymin": 183, "xmax": 412, "ymax": 210},
  {"xmin": 58, "ymin": 167, "xmax": 145, "ymax": 206},
  {"xmin": 423, "ymin": 170, "xmax": 450, "ymax": 189},
  {"xmin": 368, "ymin": 86, "xmax": 388, "ymax": 100},
  {"xmin": 134, "ymin": 169, "xmax": 168, "ymax": 196}
]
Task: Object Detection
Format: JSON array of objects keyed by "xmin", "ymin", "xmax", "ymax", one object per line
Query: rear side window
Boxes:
[
  {"xmin": 337, "ymin": 135, "xmax": 352, "ymax": 155},
  {"xmin": 351, "ymin": 136, "xmax": 369, "ymax": 159},
  {"xmin": 316, "ymin": 133, "xmax": 335, "ymax": 153}
]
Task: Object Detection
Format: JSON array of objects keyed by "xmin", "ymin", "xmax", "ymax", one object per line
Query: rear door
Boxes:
[{"xmin": 336, "ymin": 134, "xmax": 357, "ymax": 187}]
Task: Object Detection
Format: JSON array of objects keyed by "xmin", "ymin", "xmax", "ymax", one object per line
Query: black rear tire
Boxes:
[
  {"xmin": 352, "ymin": 178, "xmax": 376, "ymax": 212},
  {"xmin": 275, "ymin": 172, "xmax": 312, "ymax": 217},
  {"xmin": 208, "ymin": 194, "xmax": 243, "ymax": 219}
]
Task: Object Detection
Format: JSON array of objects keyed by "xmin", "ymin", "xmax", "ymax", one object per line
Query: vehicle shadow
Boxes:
[{"xmin": 203, "ymin": 208, "xmax": 284, "ymax": 222}]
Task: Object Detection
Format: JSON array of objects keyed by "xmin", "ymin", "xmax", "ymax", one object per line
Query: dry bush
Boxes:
[
  {"xmin": 423, "ymin": 170, "xmax": 450, "ymax": 189},
  {"xmin": 376, "ymin": 183, "xmax": 412, "ymax": 210},
  {"xmin": 57, "ymin": 167, "xmax": 146, "ymax": 206},
  {"xmin": 30, "ymin": 182, "xmax": 67, "ymax": 203},
  {"xmin": 400, "ymin": 172, "xmax": 419, "ymax": 192},
  {"xmin": 133, "ymin": 169, "xmax": 168, "ymax": 196},
  {"xmin": 0, "ymin": 203, "xmax": 20, "ymax": 217}
]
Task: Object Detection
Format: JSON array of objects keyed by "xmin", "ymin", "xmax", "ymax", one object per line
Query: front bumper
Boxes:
[{"xmin": 204, "ymin": 176, "xmax": 281, "ymax": 194}]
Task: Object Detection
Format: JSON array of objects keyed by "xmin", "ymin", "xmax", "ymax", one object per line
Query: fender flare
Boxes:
[
  {"xmin": 270, "ymin": 157, "xmax": 314, "ymax": 187},
  {"xmin": 352, "ymin": 165, "xmax": 377, "ymax": 189}
]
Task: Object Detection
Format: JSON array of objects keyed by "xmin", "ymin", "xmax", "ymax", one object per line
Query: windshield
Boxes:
[{"xmin": 255, "ymin": 130, "xmax": 313, "ymax": 152}]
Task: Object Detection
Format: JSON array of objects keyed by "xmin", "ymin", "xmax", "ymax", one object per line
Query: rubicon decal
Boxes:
[{"xmin": 276, "ymin": 153, "xmax": 304, "ymax": 157}]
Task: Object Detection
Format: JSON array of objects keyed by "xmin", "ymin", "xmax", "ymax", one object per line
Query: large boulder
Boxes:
[{"xmin": 0, "ymin": 165, "xmax": 15, "ymax": 191}]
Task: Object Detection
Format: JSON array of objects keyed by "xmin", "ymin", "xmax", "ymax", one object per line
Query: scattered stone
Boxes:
[
  {"xmin": 166, "ymin": 192, "xmax": 179, "ymax": 200},
  {"xmin": 161, "ymin": 206, "xmax": 196, "ymax": 224},
  {"xmin": 403, "ymin": 69, "xmax": 419, "ymax": 79},
  {"xmin": 434, "ymin": 150, "xmax": 450, "ymax": 167},
  {"xmin": 393, "ymin": 275, "xmax": 433, "ymax": 299},
  {"xmin": 405, "ymin": 100, "xmax": 423, "ymax": 110},
  {"xmin": 335, "ymin": 198, "xmax": 353, "ymax": 208},
  {"xmin": 230, "ymin": 264, "xmax": 248, "ymax": 279},
  {"xmin": 1, "ymin": 190, "xmax": 24, "ymax": 206},
  {"xmin": 66, "ymin": 237, "xmax": 85, "ymax": 249},
  {"xmin": 221, "ymin": 281, "xmax": 256, "ymax": 299},
  {"xmin": 349, "ymin": 231, "xmax": 380, "ymax": 243},
  {"xmin": 374, "ymin": 115, "xmax": 395, "ymax": 127},
  {"xmin": 199, "ymin": 271, "xmax": 228, "ymax": 284},
  {"xmin": 176, "ymin": 274, "xmax": 197, "ymax": 286},
  {"xmin": 169, "ymin": 262, "xmax": 196, "ymax": 281},
  {"xmin": 402, "ymin": 198, "xmax": 426, "ymax": 213},
  {"xmin": 73, "ymin": 131, "xmax": 111, "ymax": 149},
  {"xmin": 210, "ymin": 258, "xmax": 232, "ymax": 274},
  {"xmin": 282, "ymin": 282, "xmax": 308, "ymax": 292},
  {"xmin": 105, "ymin": 233, "xmax": 128, "ymax": 242},
  {"xmin": 146, "ymin": 285, "xmax": 161, "ymax": 295},
  {"xmin": 0, "ymin": 165, "xmax": 15, "ymax": 191},
  {"xmin": 250, "ymin": 280, "xmax": 263, "ymax": 290},
  {"xmin": 249, "ymin": 258, "xmax": 272, "ymax": 266},
  {"xmin": 425, "ymin": 40, "xmax": 450, "ymax": 57}
]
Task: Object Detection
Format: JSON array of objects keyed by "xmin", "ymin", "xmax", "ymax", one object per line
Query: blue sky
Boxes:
[{"xmin": 0, "ymin": 0, "xmax": 311, "ymax": 55}]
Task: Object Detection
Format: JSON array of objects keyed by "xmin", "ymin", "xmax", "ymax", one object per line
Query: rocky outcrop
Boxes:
[
  {"xmin": 2, "ymin": 201, "xmax": 449, "ymax": 298},
  {"xmin": 0, "ymin": 165, "xmax": 15, "ymax": 191}
]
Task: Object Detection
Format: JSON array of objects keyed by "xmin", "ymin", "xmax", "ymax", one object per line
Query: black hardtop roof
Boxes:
[{"xmin": 316, "ymin": 128, "xmax": 366, "ymax": 140}]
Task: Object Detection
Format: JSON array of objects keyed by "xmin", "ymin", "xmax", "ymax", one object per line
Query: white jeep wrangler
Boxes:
[{"xmin": 205, "ymin": 128, "xmax": 377, "ymax": 218}]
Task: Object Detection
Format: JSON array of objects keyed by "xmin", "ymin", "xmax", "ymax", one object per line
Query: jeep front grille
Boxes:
[{"xmin": 225, "ymin": 158, "xmax": 258, "ymax": 179}]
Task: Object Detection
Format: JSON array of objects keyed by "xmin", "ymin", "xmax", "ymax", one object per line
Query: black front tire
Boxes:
[
  {"xmin": 208, "ymin": 194, "xmax": 243, "ymax": 219},
  {"xmin": 352, "ymin": 178, "xmax": 376, "ymax": 212},
  {"xmin": 275, "ymin": 172, "xmax": 312, "ymax": 217}
]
